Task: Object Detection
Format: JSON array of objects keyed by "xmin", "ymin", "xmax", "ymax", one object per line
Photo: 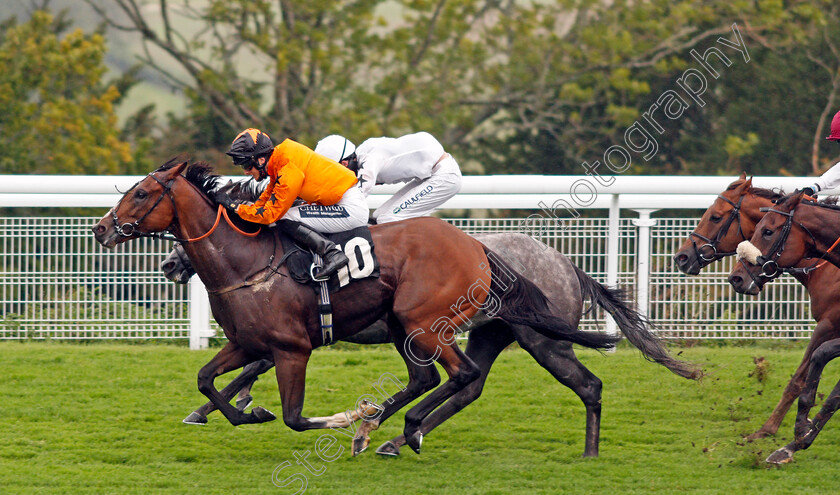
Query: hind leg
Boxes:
[
  {"xmin": 513, "ymin": 325, "xmax": 602, "ymax": 457},
  {"xmin": 349, "ymin": 314, "xmax": 442, "ymax": 456},
  {"xmin": 376, "ymin": 320, "xmax": 515, "ymax": 456},
  {"xmin": 395, "ymin": 325, "xmax": 482, "ymax": 454}
]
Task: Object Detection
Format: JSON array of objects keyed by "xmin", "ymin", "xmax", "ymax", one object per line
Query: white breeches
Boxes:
[
  {"xmin": 283, "ymin": 186, "xmax": 369, "ymax": 233},
  {"xmin": 373, "ymin": 155, "xmax": 462, "ymax": 224}
]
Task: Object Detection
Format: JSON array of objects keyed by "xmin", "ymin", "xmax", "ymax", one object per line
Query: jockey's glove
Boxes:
[
  {"xmin": 801, "ymin": 186, "xmax": 816, "ymax": 198},
  {"xmin": 213, "ymin": 190, "xmax": 239, "ymax": 211}
]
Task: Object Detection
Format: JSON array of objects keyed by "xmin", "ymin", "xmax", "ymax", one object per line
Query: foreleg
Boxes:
[
  {"xmin": 748, "ymin": 317, "xmax": 838, "ymax": 440},
  {"xmin": 184, "ymin": 358, "xmax": 274, "ymax": 424},
  {"xmin": 197, "ymin": 342, "xmax": 275, "ymax": 426}
]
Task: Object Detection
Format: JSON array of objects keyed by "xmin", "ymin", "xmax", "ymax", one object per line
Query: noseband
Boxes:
[{"xmin": 689, "ymin": 194, "xmax": 746, "ymax": 263}]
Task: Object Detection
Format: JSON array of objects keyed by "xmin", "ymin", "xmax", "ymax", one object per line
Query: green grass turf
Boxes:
[{"xmin": 0, "ymin": 341, "xmax": 838, "ymax": 494}]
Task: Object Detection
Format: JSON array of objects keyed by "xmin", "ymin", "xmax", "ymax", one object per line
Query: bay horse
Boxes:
[
  {"xmin": 674, "ymin": 173, "xmax": 840, "ymax": 442},
  {"xmin": 165, "ymin": 229, "xmax": 700, "ymax": 456},
  {"xmin": 92, "ymin": 159, "xmax": 699, "ymax": 457},
  {"xmin": 733, "ymin": 190, "xmax": 840, "ymax": 463}
]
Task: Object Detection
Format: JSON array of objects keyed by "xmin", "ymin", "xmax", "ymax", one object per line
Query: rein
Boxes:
[
  {"xmin": 689, "ymin": 194, "xmax": 746, "ymax": 262},
  {"xmin": 112, "ymin": 172, "xmax": 261, "ymax": 243},
  {"xmin": 188, "ymin": 205, "xmax": 262, "ymax": 242}
]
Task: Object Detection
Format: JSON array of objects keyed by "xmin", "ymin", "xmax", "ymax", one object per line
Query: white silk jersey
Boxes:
[
  {"xmin": 810, "ymin": 161, "xmax": 840, "ymax": 193},
  {"xmin": 354, "ymin": 132, "xmax": 446, "ymax": 196}
]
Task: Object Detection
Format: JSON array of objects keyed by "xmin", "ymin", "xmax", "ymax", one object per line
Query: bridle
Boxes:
[
  {"xmin": 112, "ymin": 172, "xmax": 182, "ymax": 241},
  {"xmin": 111, "ymin": 171, "xmax": 261, "ymax": 243},
  {"xmin": 689, "ymin": 194, "xmax": 746, "ymax": 263},
  {"xmin": 751, "ymin": 204, "xmax": 822, "ymax": 279}
]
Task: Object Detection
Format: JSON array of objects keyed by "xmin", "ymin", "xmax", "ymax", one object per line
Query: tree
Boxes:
[
  {"xmin": 0, "ymin": 9, "xmax": 144, "ymax": 175},
  {"xmin": 85, "ymin": 0, "xmax": 838, "ymax": 176}
]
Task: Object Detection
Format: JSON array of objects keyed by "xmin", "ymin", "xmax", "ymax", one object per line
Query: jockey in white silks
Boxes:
[
  {"xmin": 315, "ymin": 132, "xmax": 462, "ymax": 224},
  {"xmin": 802, "ymin": 109, "xmax": 840, "ymax": 196}
]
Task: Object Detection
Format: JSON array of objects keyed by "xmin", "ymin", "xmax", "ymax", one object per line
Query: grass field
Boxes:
[{"xmin": 1, "ymin": 341, "xmax": 838, "ymax": 494}]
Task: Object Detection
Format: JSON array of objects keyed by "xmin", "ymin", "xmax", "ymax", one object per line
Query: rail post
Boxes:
[
  {"xmin": 606, "ymin": 194, "xmax": 620, "ymax": 336},
  {"xmin": 188, "ymin": 277, "xmax": 212, "ymax": 350},
  {"xmin": 632, "ymin": 209, "xmax": 659, "ymax": 321}
]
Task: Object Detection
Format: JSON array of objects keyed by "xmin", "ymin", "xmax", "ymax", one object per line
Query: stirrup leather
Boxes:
[{"xmin": 313, "ymin": 253, "xmax": 334, "ymax": 345}]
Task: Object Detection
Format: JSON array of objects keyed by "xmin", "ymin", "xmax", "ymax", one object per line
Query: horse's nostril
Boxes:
[
  {"xmin": 161, "ymin": 261, "xmax": 174, "ymax": 272},
  {"xmin": 729, "ymin": 275, "xmax": 742, "ymax": 286}
]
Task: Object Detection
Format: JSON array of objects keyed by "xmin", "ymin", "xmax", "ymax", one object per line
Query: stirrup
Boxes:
[{"xmin": 309, "ymin": 262, "xmax": 330, "ymax": 282}]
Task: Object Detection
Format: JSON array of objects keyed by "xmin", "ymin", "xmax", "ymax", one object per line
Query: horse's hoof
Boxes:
[
  {"xmin": 745, "ymin": 430, "xmax": 771, "ymax": 442},
  {"xmin": 182, "ymin": 411, "xmax": 208, "ymax": 425},
  {"xmin": 406, "ymin": 432, "xmax": 423, "ymax": 454},
  {"xmin": 251, "ymin": 406, "xmax": 276, "ymax": 423},
  {"xmin": 236, "ymin": 395, "xmax": 254, "ymax": 412},
  {"xmin": 352, "ymin": 436, "xmax": 370, "ymax": 456},
  {"xmin": 766, "ymin": 447, "xmax": 795, "ymax": 464},
  {"xmin": 376, "ymin": 441, "xmax": 400, "ymax": 456}
]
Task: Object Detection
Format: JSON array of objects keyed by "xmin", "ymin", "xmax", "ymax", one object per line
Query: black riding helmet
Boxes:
[{"xmin": 226, "ymin": 128, "xmax": 274, "ymax": 172}]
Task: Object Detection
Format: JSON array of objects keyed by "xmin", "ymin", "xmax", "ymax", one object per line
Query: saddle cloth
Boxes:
[{"xmin": 280, "ymin": 226, "xmax": 379, "ymax": 292}]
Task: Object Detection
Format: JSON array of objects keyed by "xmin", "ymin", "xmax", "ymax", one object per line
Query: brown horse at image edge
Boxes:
[{"xmin": 731, "ymin": 190, "xmax": 840, "ymax": 463}]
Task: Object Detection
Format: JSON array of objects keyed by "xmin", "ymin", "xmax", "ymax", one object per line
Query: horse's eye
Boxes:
[
  {"xmin": 709, "ymin": 215, "xmax": 722, "ymax": 223},
  {"xmin": 763, "ymin": 228, "xmax": 773, "ymax": 237},
  {"xmin": 136, "ymin": 190, "xmax": 148, "ymax": 200}
]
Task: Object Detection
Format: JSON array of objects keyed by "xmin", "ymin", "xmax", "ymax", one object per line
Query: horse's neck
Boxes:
[
  {"xmin": 172, "ymin": 188, "xmax": 274, "ymax": 290},
  {"xmin": 800, "ymin": 204, "xmax": 840, "ymax": 263},
  {"xmin": 741, "ymin": 193, "xmax": 775, "ymax": 236}
]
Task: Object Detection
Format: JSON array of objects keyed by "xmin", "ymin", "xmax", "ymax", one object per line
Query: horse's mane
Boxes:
[
  {"xmin": 723, "ymin": 179, "xmax": 785, "ymax": 201},
  {"xmin": 748, "ymin": 186, "xmax": 785, "ymax": 201},
  {"xmin": 157, "ymin": 158, "xmax": 263, "ymax": 203},
  {"xmin": 183, "ymin": 162, "xmax": 222, "ymax": 197}
]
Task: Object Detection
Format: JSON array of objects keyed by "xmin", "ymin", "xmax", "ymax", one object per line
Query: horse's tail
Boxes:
[
  {"xmin": 484, "ymin": 248, "xmax": 619, "ymax": 351},
  {"xmin": 571, "ymin": 264, "xmax": 703, "ymax": 380}
]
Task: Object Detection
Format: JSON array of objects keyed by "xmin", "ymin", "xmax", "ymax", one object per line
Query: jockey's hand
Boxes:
[
  {"xmin": 213, "ymin": 190, "xmax": 239, "ymax": 211},
  {"xmin": 801, "ymin": 187, "xmax": 816, "ymax": 198}
]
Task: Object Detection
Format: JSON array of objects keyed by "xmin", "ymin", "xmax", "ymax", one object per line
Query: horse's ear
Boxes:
[
  {"xmin": 738, "ymin": 171, "xmax": 747, "ymax": 180},
  {"xmin": 786, "ymin": 189, "xmax": 806, "ymax": 208},
  {"xmin": 159, "ymin": 161, "xmax": 189, "ymax": 179},
  {"xmin": 744, "ymin": 176, "xmax": 753, "ymax": 189}
]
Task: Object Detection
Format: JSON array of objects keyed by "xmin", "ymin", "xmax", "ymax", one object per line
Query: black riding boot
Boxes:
[{"xmin": 278, "ymin": 220, "xmax": 349, "ymax": 279}]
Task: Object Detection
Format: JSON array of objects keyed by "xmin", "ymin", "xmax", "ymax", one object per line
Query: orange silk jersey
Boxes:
[{"xmin": 235, "ymin": 139, "xmax": 358, "ymax": 224}]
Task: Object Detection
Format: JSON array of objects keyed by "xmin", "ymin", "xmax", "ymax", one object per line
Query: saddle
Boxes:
[
  {"xmin": 280, "ymin": 225, "xmax": 380, "ymax": 293},
  {"xmin": 279, "ymin": 225, "xmax": 379, "ymax": 346}
]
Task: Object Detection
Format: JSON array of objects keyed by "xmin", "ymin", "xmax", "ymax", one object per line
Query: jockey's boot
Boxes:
[{"xmin": 279, "ymin": 220, "xmax": 349, "ymax": 280}]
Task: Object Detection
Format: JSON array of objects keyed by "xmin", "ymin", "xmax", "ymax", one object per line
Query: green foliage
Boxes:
[
  {"xmin": 13, "ymin": 0, "xmax": 833, "ymax": 178},
  {"xmin": 0, "ymin": 343, "xmax": 838, "ymax": 493},
  {"xmin": 0, "ymin": 10, "xmax": 139, "ymax": 175}
]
